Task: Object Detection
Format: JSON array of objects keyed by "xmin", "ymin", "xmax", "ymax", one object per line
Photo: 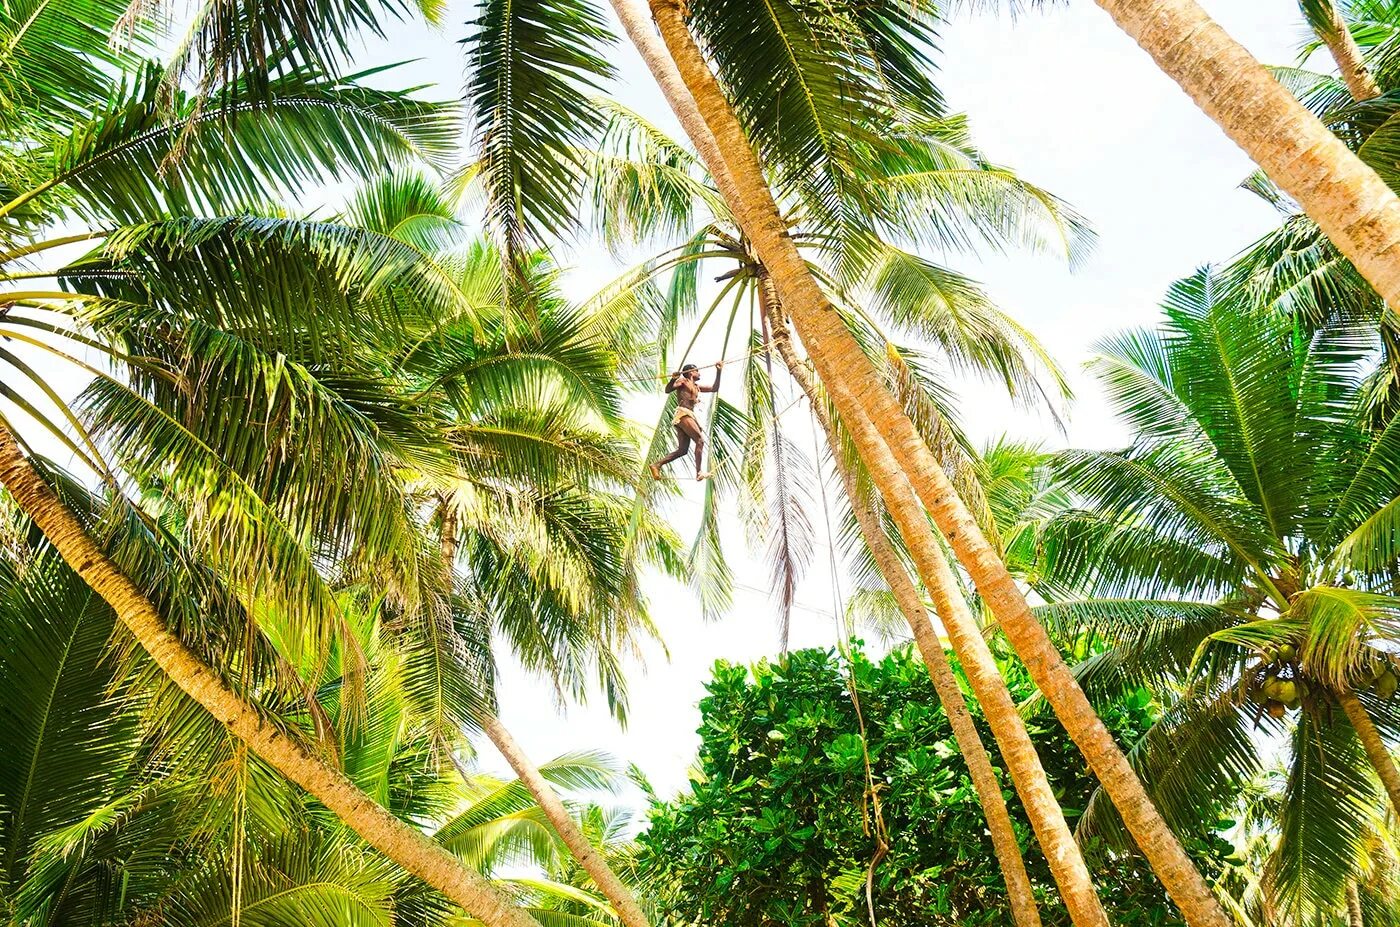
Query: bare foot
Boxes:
[
  {"xmin": 650, "ymin": 463, "xmax": 662, "ymax": 481},
  {"xmin": 696, "ymin": 471, "xmax": 711, "ymax": 481}
]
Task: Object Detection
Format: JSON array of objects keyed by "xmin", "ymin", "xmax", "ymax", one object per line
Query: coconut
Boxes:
[
  {"xmin": 1379, "ymin": 671, "xmax": 1399, "ymax": 700},
  {"xmin": 1261, "ymin": 678, "xmax": 1286, "ymax": 701},
  {"xmin": 1266, "ymin": 700, "xmax": 1287, "ymax": 719},
  {"xmin": 1275, "ymin": 680, "xmax": 1298, "ymax": 704},
  {"xmin": 1277, "ymin": 643, "xmax": 1296, "ymax": 662}
]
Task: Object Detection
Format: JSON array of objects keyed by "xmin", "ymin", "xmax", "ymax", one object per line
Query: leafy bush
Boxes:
[{"xmin": 639, "ymin": 644, "xmax": 1234, "ymax": 926}]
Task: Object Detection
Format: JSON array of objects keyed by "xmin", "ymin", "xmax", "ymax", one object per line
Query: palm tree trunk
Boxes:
[
  {"xmin": 437, "ymin": 501, "xmax": 652, "ymax": 927},
  {"xmin": 761, "ymin": 282, "xmax": 1042, "ymax": 927},
  {"xmin": 628, "ymin": 4, "xmax": 1231, "ymax": 925},
  {"xmin": 764, "ymin": 281, "xmax": 1101, "ymax": 927},
  {"xmin": 1338, "ymin": 688, "xmax": 1400, "ymax": 817},
  {"xmin": 1092, "ymin": 0, "xmax": 1400, "ymax": 305},
  {"xmin": 0, "ymin": 422, "xmax": 540, "ymax": 927},
  {"xmin": 479, "ymin": 713, "xmax": 652, "ymax": 927},
  {"xmin": 1347, "ymin": 879, "xmax": 1365, "ymax": 927},
  {"xmin": 1309, "ymin": 0, "xmax": 1380, "ymax": 100}
]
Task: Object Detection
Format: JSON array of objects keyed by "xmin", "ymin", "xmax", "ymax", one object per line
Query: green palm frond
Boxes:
[
  {"xmin": 462, "ymin": 0, "xmax": 616, "ymax": 252},
  {"xmin": 858, "ymin": 119, "xmax": 1095, "ymax": 265},
  {"xmin": 861, "ymin": 244, "xmax": 1070, "ymax": 408},
  {"xmin": 11, "ymin": 63, "xmax": 457, "ymax": 227},
  {"xmin": 345, "ymin": 171, "xmax": 467, "ymax": 254},
  {"xmin": 0, "ymin": 0, "xmax": 143, "ymax": 135},
  {"xmin": 1265, "ymin": 712, "xmax": 1380, "ymax": 919},
  {"xmin": 1035, "ymin": 598, "xmax": 1237, "ymax": 693},
  {"xmin": 1053, "ymin": 446, "xmax": 1283, "ymax": 593},
  {"xmin": 145, "ymin": 834, "xmax": 400, "ymax": 927},
  {"xmin": 1224, "ymin": 215, "xmax": 1379, "ymax": 328},
  {"xmin": 582, "ymin": 98, "xmax": 723, "ymax": 254},
  {"xmin": 0, "ymin": 552, "xmax": 136, "ymax": 883},
  {"xmin": 1291, "ymin": 586, "xmax": 1400, "ymax": 688},
  {"xmin": 151, "ymin": 0, "xmax": 441, "ymax": 102}
]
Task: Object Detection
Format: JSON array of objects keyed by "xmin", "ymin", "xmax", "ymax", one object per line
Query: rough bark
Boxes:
[
  {"xmin": 631, "ymin": 4, "xmax": 1231, "ymax": 924},
  {"xmin": 762, "ymin": 282, "xmax": 1043, "ymax": 927},
  {"xmin": 479, "ymin": 713, "xmax": 652, "ymax": 927},
  {"xmin": 1094, "ymin": 0, "xmax": 1400, "ymax": 305},
  {"xmin": 1311, "ymin": 0, "xmax": 1381, "ymax": 100},
  {"xmin": 1339, "ymin": 688, "xmax": 1400, "ymax": 818},
  {"xmin": 0, "ymin": 422, "xmax": 540, "ymax": 927},
  {"xmin": 1347, "ymin": 879, "xmax": 1365, "ymax": 927}
]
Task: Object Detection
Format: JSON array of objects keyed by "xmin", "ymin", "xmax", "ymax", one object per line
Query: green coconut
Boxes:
[
  {"xmin": 1277, "ymin": 643, "xmax": 1297, "ymax": 662},
  {"xmin": 1378, "ymin": 671, "xmax": 1399, "ymax": 700}
]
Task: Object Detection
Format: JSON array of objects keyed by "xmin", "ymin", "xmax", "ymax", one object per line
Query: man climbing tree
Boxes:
[{"xmin": 651, "ymin": 361, "xmax": 723, "ymax": 480}]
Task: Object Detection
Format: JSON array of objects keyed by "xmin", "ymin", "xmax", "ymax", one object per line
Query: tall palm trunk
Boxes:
[
  {"xmin": 1091, "ymin": 0, "xmax": 1400, "ymax": 306},
  {"xmin": 1347, "ymin": 880, "xmax": 1365, "ymax": 927},
  {"xmin": 622, "ymin": 3, "xmax": 1230, "ymax": 924},
  {"xmin": 0, "ymin": 423, "xmax": 541, "ymax": 927},
  {"xmin": 761, "ymin": 282, "xmax": 1042, "ymax": 927},
  {"xmin": 1307, "ymin": 0, "xmax": 1380, "ymax": 100},
  {"xmin": 479, "ymin": 714, "xmax": 653, "ymax": 927},
  {"xmin": 438, "ymin": 508, "xmax": 651, "ymax": 927},
  {"xmin": 1338, "ymin": 689, "xmax": 1400, "ymax": 817},
  {"xmin": 764, "ymin": 282, "xmax": 1102, "ymax": 927}
]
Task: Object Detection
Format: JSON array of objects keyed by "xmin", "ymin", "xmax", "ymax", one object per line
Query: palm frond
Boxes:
[{"xmin": 462, "ymin": 0, "xmax": 616, "ymax": 252}]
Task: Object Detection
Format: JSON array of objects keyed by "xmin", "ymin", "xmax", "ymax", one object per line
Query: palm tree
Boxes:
[
  {"xmin": 1300, "ymin": 0, "xmax": 1381, "ymax": 99},
  {"xmin": 355, "ymin": 181, "xmax": 676, "ymax": 927},
  {"xmin": 579, "ymin": 62, "xmax": 1096, "ymax": 927},
  {"xmin": 0, "ymin": 529, "xmax": 630, "ymax": 926},
  {"xmin": 1025, "ymin": 265, "xmax": 1400, "ymax": 920},
  {"xmin": 601, "ymin": 0, "xmax": 1231, "ymax": 921},
  {"xmin": 0, "ymin": 4, "xmax": 591, "ymax": 920}
]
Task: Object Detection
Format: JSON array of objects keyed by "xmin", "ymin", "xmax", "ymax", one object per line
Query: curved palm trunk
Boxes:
[
  {"xmin": 762, "ymin": 284, "xmax": 1042, "ymax": 927},
  {"xmin": 626, "ymin": 4, "xmax": 1230, "ymax": 924},
  {"xmin": 0, "ymin": 423, "xmax": 540, "ymax": 927},
  {"xmin": 1310, "ymin": 0, "xmax": 1380, "ymax": 100},
  {"xmin": 479, "ymin": 713, "xmax": 652, "ymax": 927},
  {"xmin": 1093, "ymin": 0, "xmax": 1400, "ymax": 305},
  {"xmin": 1338, "ymin": 689, "xmax": 1400, "ymax": 817},
  {"xmin": 439, "ymin": 505, "xmax": 651, "ymax": 927}
]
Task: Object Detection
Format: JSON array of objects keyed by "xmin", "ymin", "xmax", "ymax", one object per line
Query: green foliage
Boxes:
[{"xmin": 638, "ymin": 645, "xmax": 1234, "ymax": 927}]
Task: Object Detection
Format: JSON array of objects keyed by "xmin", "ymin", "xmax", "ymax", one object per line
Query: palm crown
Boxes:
[{"xmin": 1026, "ymin": 264, "xmax": 1400, "ymax": 920}]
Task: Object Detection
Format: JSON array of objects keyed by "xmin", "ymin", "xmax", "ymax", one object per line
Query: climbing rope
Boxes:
[
  {"xmin": 807, "ymin": 395, "xmax": 889, "ymax": 927},
  {"xmin": 616, "ymin": 340, "xmax": 773, "ymax": 383}
]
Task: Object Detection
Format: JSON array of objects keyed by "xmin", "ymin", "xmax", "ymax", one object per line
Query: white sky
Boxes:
[{"xmin": 454, "ymin": 0, "xmax": 1309, "ymax": 800}]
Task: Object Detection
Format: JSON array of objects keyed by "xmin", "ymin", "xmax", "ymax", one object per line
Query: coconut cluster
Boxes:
[
  {"xmin": 1252, "ymin": 643, "xmax": 1400, "ymax": 720},
  {"xmin": 1254, "ymin": 643, "xmax": 1306, "ymax": 720}
]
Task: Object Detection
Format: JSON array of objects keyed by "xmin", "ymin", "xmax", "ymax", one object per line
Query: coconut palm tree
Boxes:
[
  {"xmin": 0, "ymin": 524, "xmax": 632, "ymax": 926},
  {"xmin": 0, "ymin": 2, "xmax": 632, "ymax": 921},
  {"xmin": 579, "ymin": 79, "xmax": 1098, "ymax": 926},
  {"xmin": 1299, "ymin": 0, "xmax": 1381, "ymax": 99},
  {"xmin": 593, "ymin": 0, "xmax": 1231, "ymax": 921},
  {"xmin": 353, "ymin": 179, "xmax": 678, "ymax": 927},
  {"xmin": 954, "ymin": 0, "xmax": 1400, "ymax": 311},
  {"xmin": 1018, "ymin": 264, "xmax": 1400, "ymax": 921}
]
